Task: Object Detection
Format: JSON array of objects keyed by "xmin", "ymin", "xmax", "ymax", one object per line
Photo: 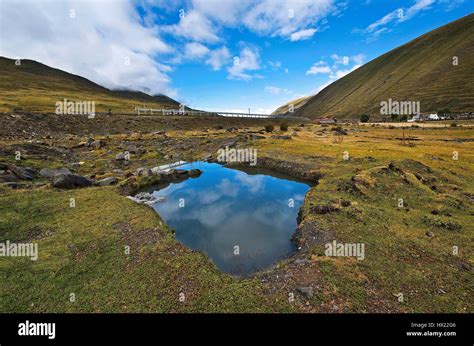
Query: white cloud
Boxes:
[
  {"xmin": 0, "ymin": 0, "xmax": 175, "ymax": 96},
  {"xmin": 227, "ymin": 46, "xmax": 261, "ymax": 81},
  {"xmin": 268, "ymin": 61, "xmax": 282, "ymax": 69},
  {"xmin": 290, "ymin": 28, "xmax": 317, "ymax": 41},
  {"xmin": 205, "ymin": 46, "xmax": 231, "ymax": 70},
  {"xmin": 163, "ymin": 10, "xmax": 220, "ymax": 43},
  {"xmin": 264, "ymin": 86, "xmax": 291, "ymax": 95},
  {"xmin": 331, "ymin": 54, "xmax": 350, "ymax": 65},
  {"xmin": 184, "ymin": 42, "xmax": 209, "ymax": 59},
  {"xmin": 188, "ymin": 0, "xmax": 339, "ymax": 41},
  {"xmin": 362, "ymin": 0, "xmax": 438, "ymax": 39},
  {"xmin": 403, "ymin": 0, "xmax": 436, "ymax": 21},
  {"xmin": 242, "ymin": 0, "xmax": 336, "ymax": 39},
  {"xmin": 191, "ymin": 0, "xmax": 253, "ymax": 26},
  {"xmin": 306, "ymin": 62, "xmax": 331, "ymax": 75},
  {"xmin": 351, "ymin": 53, "xmax": 366, "ymax": 65},
  {"xmin": 366, "ymin": 10, "xmax": 399, "ymax": 33}
]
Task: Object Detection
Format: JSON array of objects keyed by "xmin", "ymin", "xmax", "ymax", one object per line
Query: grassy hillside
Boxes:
[
  {"xmin": 272, "ymin": 96, "xmax": 311, "ymax": 115},
  {"xmin": 0, "ymin": 57, "xmax": 180, "ymax": 113},
  {"xmin": 289, "ymin": 14, "xmax": 474, "ymax": 120}
]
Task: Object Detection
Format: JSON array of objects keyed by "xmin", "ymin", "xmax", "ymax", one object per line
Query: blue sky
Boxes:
[{"xmin": 1, "ymin": 0, "xmax": 472, "ymax": 113}]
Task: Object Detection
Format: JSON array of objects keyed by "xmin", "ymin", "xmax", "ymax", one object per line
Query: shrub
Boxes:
[
  {"xmin": 450, "ymin": 122, "xmax": 458, "ymax": 127},
  {"xmin": 360, "ymin": 114, "xmax": 370, "ymax": 123},
  {"xmin": 331, "ymin": 126, "xmax": 348, "ymax": 135},
  {"xmin": 264, "ymin": 124, "xmax": 274, "ymax": 132},
  {"xmin": 280, "ymin": 123, "xmax": 288, "ymax": 131}
]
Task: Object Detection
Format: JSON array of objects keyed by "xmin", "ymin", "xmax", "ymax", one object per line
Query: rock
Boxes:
[
  {"xmin": 125, "ymin": 145, "xmax": 146, "ymax": 155},
  {"xmin": 458, "ymin": 261, "xmax": 472, "ymax": 272},
  {"xmin": 90, "ymin": 140, "xmax": 105, "ymax": 149},
  {"xmin": 72, "ymin": 142, "xmax": 87, "ymax": 148},
  {"xmin": 39, "ymin": 167, "xmax": 71, "ymax": 180},
  {"xmin": 85, "ymin": 137, "xmax": 94, "ymax": 146},
  {"xmin": 202, "ymin": 154, "xmax": 212, "ymax": 161},
  {"xmin": 294, "ymin": 259, "xmax": 311, "ymax": 265},
  {"xmin": 188, "ymin": 169, "xmax": 201, "ymax": 178},
  {"xmin": 136, "ymin": 167, "xmax": 152, "ymax": 177},
  {"xmin": 296, "ymin": 286, "xmax": 314, "ymax": 299},
  {"xmin": 9, "ymin": 165, "xmax": 36, "ymax": 180},
  {"xmin": 222, "ymin": 141, "xmax": 236, "ymax": 148},
  {"xmin": 52, "ymin": 173, "xmax": 93, "ymax": 189},
  {"xmin": 97, "ymin": 177, "xmax": 117, "ymax": 186},
  {"xmin": 311, "ymin": 204, "xmax": 339, "ymax": 214},
  {"xmin": 0, "ymin": 172, "xmax": 20, "ymax": 182},
  {"xmin": 226, "ymin": 127, "xmax": 238, "ymax": 132},
  {"xmin": 426, "ymin": 231, "xmax": 434, "ymax": 238},
  {"xmin": 128, "ymin": 192, "xmax": 165, "ymax": 206},
  {"xmin": 115, "ymin": 153, "xmax": 127, "ymax": 161},
  {"xmin": 271, "ymin": 135, "xmax": 292, "ymax": 140},
  {"xmin": 290, "ymin": 131, "xmax": 298, "ymax": 137},
  {"xmin": 2, "ymin": 182, "xmax": 18, "ymax": 188},
  {"xmin": 250, "ymin": 134, "xmax": 265, "ymax": 140}
]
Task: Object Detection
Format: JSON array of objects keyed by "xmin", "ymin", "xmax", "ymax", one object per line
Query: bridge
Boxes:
[{"xmin": 134, "ymin": 107, "xmax": 309, "ymax": 121}]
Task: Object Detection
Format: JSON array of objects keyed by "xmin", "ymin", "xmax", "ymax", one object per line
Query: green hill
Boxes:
[
  {"xmin": 272, "ymin": 95, "xmax": 311, "ymax": 115},
  {"xmin": 284, "ymin": 14, "xmax": 474, "ymax": 120},
  {"xmin": 0, "ymin": 57, "xmax": 180, "ymax": 113}
]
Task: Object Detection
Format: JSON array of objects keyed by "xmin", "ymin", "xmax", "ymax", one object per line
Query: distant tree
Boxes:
[
  {"xmin": 360, "ymin": 114, "xmax": 370, "ymax": 123},
  {"xmin": 391, "ymin": 114, "xmax": 399, "ymax": 122},
  {"xmin": 264, "ymin": 124, "xmax": 274, "ymax": 132},
  {"xmin": 280, "ymin": 123, "xmax": 288, "ymax": 131},
  {"xmin": 400, "ymin": 114, "xmax": 408, "ymax": 122}
]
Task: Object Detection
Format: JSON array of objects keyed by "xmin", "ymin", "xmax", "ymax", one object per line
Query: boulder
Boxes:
[
  {"xmin": 128, "ymin": 192, "xmax": 165, "ymax": 206},
  {"xmin": 52, "ymin": 173, "xmax": 93, "ymax": 189},
  {"xmin": 90, "ymin": 140, "xmax": 105, "ymax": 149},
  {"xmin": 97, "ymin": 177, "xmax": 117, "ymax": 186},
  {"xmin": 125, "ymin": 145, "xmax": 146, "ymax": 155},
  {"xmin": 115, "ymin": 153, "xmax": 127, "ymax": 161},
  {"xmin": 222, "ymin": 141, "xmax": 236, "ymax": 148},
  {"xmin": 188, "ymin": 169, "xmax": 201, "ymax": 178},
  {"xmin": 136, "ymin": 167, "xmax": 152, "ymax": 177},
  {"xmin": 9, "ymin": 165, "xmax": 36, "ymax": 180},
  {"xmin": 296, "ymin": 286, "xmax": 314, "ymax": 299},
  {"xmin": 39, "ymin": 167, "xmax": 71, "ymax": 180}
]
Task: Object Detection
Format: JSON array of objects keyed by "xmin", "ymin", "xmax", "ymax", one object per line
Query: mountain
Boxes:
[
  {"xmin": 272, "ymin": 96, "xmax": 312, "ymax": 115},
  {"xmin": 0, "ymin": 57, "xmax": 180, "ymax": 113},
  {"xmin": 278, "ymin": 14, "xmax": 474, "ymax": 120}
]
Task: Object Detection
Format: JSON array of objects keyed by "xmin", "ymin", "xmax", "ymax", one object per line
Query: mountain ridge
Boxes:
[
  {"xmin": 276, "ymin": 13, "xmax": 474, "ymax": 119},
  {"xmin": 0, "ymin": 56, "xmax": 180, "ymax": 113}
]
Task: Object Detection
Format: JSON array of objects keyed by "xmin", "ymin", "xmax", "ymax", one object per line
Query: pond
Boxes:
[{"xmin": 149, "ymin": 161, "xmax": 310, "ymax": 276}]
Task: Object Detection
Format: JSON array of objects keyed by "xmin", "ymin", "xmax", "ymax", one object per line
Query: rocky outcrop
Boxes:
[
  {"xmin": 52, "ymin": 173, "xmax": 93, "ymax": 189},
  {"xmin": 0, "ymin": 163, "xmax": 36, "ymax": 182},
  {"xmin": 39, "ymin": 167, "xmax": 71, "ymax": 180}
]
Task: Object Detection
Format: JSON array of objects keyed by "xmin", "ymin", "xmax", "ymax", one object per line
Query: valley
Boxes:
[{"xmin": 1, "ymin": 113, "xmax": 472, "ymax": 313}]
